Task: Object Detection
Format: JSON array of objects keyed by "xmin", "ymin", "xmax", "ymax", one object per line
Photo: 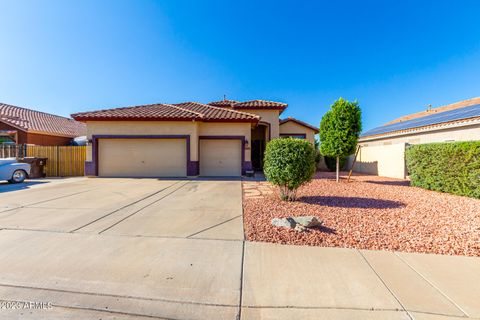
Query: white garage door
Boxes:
[
  {"xmin": 200, "ymin": 139, "xmax": 242, "ymax": 176},
  {"xmin": 98, "ymin": 139, "xmax": 187, "ymax": 177}
]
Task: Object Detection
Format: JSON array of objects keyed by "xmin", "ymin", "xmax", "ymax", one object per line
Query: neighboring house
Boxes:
[
  {"xmin": 0, "ymin": 103, "xmax": 86, "ymax": 146},
  {"xmin": 71, "ymin": 99, "xmax": 318, "ymax": 177},
  {"xmin": 350, "ymin": 97, "xmax": 480, "ymax": 179}
]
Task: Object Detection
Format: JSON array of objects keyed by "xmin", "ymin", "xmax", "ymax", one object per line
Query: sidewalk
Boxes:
[{"xmin": 241, "ymin": 241, "xmax": 480, "ymax": 320}]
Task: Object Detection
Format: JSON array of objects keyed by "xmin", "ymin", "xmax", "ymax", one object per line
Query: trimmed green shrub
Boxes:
[
  {"xmin": 324, "ymin": 156, "xmax": 346, "ymax": 172},
  {"xmin": 405, "ymin": 141, "xmax": 480, "ymax": 199},
  {"xmin": 320, "ymin": 98, "xmax": 362, "ymax": 181},
  {"xmin": 263, "ymin": 138, "xmax": 316, "ymax": 201}
]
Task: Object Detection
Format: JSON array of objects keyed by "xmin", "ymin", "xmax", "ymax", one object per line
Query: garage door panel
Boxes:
[
  {"xmin": 99, "ymin": 139, "xmax": 186, "ymax": 177},
  {"xmin": 200, "ymin": 140, "xmax": 242, "ymax": 176}
]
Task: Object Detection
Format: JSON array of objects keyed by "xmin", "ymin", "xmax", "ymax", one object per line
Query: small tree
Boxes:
[
  {"xmin": 319, "ymin": 98, "xmax": 362, "ymax": 182},
  {"xmin": 263, "ymin": 138, "xmax": 316, "ymax": 201}
]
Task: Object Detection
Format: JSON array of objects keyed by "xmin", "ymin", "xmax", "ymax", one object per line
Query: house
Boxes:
[
  {"xmin": 350, "ymin": 97, "xmax": 480, "ymax": 179},
  {"xmin": 0, "ymin": 103, "xmax": 86, "ymax": 146},
  {"xmin": 71, "ymin": 99, "xmax": 318, "ymax": 177}
]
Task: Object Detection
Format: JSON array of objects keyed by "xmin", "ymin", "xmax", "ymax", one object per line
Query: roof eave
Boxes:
[
  {"xmin": 279, "ymin": 118, "xmax": 319, "ymax": 133},
  {"xmin": 202, "ymin": 118, "xmax": 260, "ymax": 123},
  {"xmin": 71, "ymin": 116, "xmax": 258, "ymax": 123},
  {"xmin": 234, "ymin": 106, "xmax": 287, "ymax": 114},
  {"xmin": 0, "ymin": 119, "xmax": 27, "ymax": 132}
]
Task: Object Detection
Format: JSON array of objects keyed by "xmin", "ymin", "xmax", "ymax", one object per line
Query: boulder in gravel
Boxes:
[
  {"xmin": 271, "ymin": 217, "xmax": 297, "ymax": 228},
  {"xmin": 294, "ymin": 224, "xmax": 307, "ymax": 232},
  {"xmin": 293, "ymin": 216, "xmax": 323, "ymax": 228},
  {"xmin": 271, "ymin": 216, "xmax": 323, "ymax": 231}
]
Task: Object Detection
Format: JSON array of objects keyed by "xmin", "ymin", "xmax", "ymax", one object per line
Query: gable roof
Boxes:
[
  {"xmin": 0, "ymin": 103, "xmax": 86, "ymax": 138},
  {"xmin": 174, "ymin": 102, "xmax": 260, "ymax": 122},
  {"xmin": 207, "ymin": 99, "xmax": 288, "ymax": 113},
  {"xmin": 280, "ymin": 117, "xmax": 319, "ymax": 133},
  {"xmin": 361, "ymin": 99, "xmax": 480, "ymax": 140},
  {"xmin": 208, "ymin": 99, "xmax": 239, "ymax": 107},
  {"xmin": 71, "ymin": 102, "xmax": 259, "ymax": 123},
  {"xmin": 233, "ymin": 100, "xmax": 287, "ymax": 113}
]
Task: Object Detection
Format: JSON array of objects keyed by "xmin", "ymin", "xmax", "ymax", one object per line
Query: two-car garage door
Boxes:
[
  {"xmin": 98, "ymin": 139, "xmax": 187, "ymax": 177},
  {"xmin": 97, "ymin": 138, "xmax": 242, "ymax": 177}
]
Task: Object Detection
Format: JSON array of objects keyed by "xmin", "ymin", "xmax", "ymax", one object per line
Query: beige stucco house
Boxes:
[
  {"xmin": 72, "ymin": 99, "xmax": 318, "ymax": 177},
  {"xmin": 350, "ymin": 97, "xmax": 480, "ymax": 179}
]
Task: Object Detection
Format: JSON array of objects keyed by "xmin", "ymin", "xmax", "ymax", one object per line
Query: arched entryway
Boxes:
[{"xmin": 251, "ymin": 122, "xmax": 270, "ymax": 171}]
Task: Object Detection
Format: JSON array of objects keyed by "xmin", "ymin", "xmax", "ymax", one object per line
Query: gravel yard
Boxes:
[{"xmin": 243, "ymin": 172, "xmax": 480, "ymax": 256}]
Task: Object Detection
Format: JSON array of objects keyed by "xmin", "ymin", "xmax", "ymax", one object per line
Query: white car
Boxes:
[{"xmin": 0, "ymin": 158, "xmax": 31, "ymax": 183}]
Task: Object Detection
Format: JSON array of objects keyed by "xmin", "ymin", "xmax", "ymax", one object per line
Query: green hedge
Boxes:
[{"xmin": 405, "ymin": 141, "xmax": 480, "ymax": 198}]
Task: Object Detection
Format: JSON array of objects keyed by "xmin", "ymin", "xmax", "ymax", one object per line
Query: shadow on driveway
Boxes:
[
  {"xmin": 299, "ymin": 195, "xmax": 405, "ymax": 209},
  {"xmin": 0, "ymin": 180, "xmax": 50, "ymax": 193},
  {"xmin": 157, "ymin": 176, "xmax": 242, "ymax": 181}
]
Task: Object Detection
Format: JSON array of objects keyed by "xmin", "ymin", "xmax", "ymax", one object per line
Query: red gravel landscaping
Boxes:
[{"xmin": 243, "ymin": 172, "xmax": 480, "ymax": 256}]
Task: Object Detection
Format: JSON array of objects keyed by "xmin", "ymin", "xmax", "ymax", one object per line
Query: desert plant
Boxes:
[
  {"xmin": 263, "ymin": 138, "xmax": 316, "ymax": 201},
  {"xmin": 405, "ymin": 141, "xmax": 480, "ymax": 198},
  {"xmin": 319, "ymin": 98, "xmax": 362, "ymax": 182}
]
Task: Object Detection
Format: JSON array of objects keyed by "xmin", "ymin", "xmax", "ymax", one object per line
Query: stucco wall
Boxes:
[
  {"xmin": 85, "ymin": 120, "xmax": 252, "ymax": 166},
  {"xmin": 279, "ymin": 121, "xmax": 316, "ymax": 144},
  {"xmin": 351, "ymin": 123, "xmax": 480, "ymax": 179},
  {"xmin": 348, "ymin": 142, "xmax": 406, "ymax": 179},
  {"xmin": 86, "ymin": 121, "xmax": 199, "ymax": 160},
  {"xmin": 236, "ymin": 109, "xmax": 280, "ymax": 140}
]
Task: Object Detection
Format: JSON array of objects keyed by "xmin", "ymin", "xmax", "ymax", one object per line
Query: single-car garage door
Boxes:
[
  {"xmin": 98, "ymin": 138, "xmax": 187, "ymax": 177},
  {"xmin": 200, "ymin": 139, "xmax": 242, "ymax": 176}
]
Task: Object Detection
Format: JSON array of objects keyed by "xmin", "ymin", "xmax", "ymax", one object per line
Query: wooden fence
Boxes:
[
  {"xmin": 0, "ymin": 145, "xmax": 26, "ymax": 158},
  {"xmin": 26, "ymin": 146, "xmax": 86, "ymax": 177}
]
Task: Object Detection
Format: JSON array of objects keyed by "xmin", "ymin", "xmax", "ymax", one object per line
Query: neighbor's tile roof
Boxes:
[
  {"xmin": 0, "ymin": 103, "xmax": 86, "ymax": 138},
  {"xmin": 280, "ymin": 117, "xmax": 319, "ymax": 133},
  {"xmin": 72, "ymin": 102, "xmax": 259, "ymax": 123}
]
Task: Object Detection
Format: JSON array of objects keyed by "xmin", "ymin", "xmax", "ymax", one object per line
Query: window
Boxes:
[{"xmin": 280, "ymin": 134, "xmax": 306, "ymax": 139}]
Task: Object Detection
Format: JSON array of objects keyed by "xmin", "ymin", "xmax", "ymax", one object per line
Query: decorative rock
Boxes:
[
  {"xmin": 294, "ymin": 224, "xmax": 307, "ymax": 232},
  {"xmin": 293, "ymin": 216, "xmax": 323, "ymax": 228},
  {"xmin": 271, "ymin": 216, "xmax": 323, "ymax": 230},
  {"xmin": 271, "ymin": 217, "xmax": 297, "ymax": 228}
]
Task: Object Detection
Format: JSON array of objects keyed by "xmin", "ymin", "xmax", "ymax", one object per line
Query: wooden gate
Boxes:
[{"xmin": 26, "ymin": 146, "xmax": 86, "ymax": 177}]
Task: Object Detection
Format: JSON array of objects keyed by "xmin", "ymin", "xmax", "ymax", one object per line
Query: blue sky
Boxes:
[{"xmin": 1, "ymin": 0, "xmax": 479, "ymax": 131}]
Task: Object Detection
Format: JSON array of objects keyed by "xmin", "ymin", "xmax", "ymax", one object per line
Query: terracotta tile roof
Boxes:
[
  {"xmin": 280, "ymin": 117, "xmax": 319, "ymax": 133},
  {"xmin": 384, "ymin": 97, "xmax": 480, "ymax": 125},
  {"xmin": 233, "ymin": 100, "xmax": 288, "ymax": 113},
  {"xmin": 72, "ymin": 103, "xmax": 202, "ymax": 121},
  {"xmin": 0, "ymin": 103, "xmax": 86, "ymax": 138},
  {"xmin": 72, "ymin": 102, "xmax": 259, "ymax": 123},
  {"xmin": 174, "ymin": 102, "xmax": 260, "ymax": 122},
  {"xmin": 208, "ymin": 99, "xmax": 239, "ymax": 107}
]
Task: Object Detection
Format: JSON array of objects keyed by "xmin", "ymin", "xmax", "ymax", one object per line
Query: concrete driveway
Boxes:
[{"xmin": 0, "ymin": 178, "xmax": 478, "ymax": 319}]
